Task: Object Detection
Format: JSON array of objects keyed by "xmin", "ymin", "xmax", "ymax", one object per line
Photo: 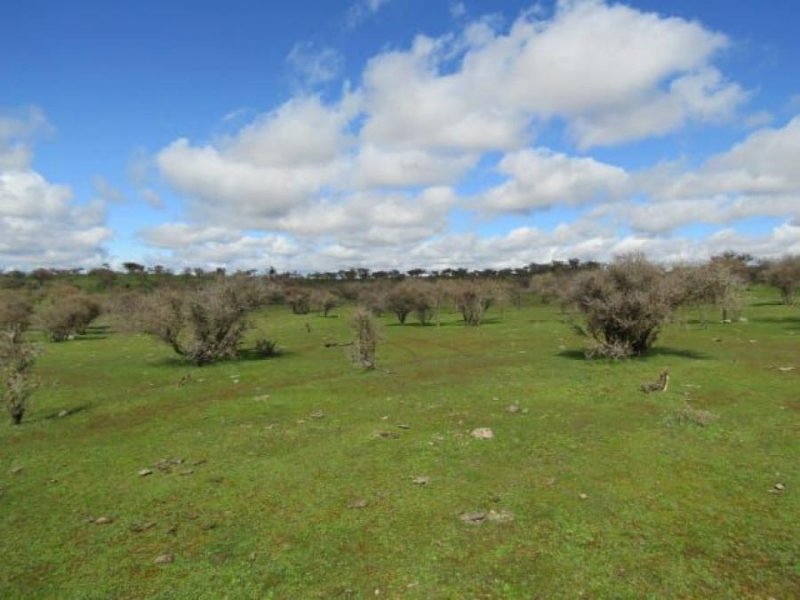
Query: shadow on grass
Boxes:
[
  {"xmin": 386, "ymin": 317, "xmax": 504, "ymax": 328},
  {"xmin": 38, "ymin": 404, "xmax": 92, "ymax": 422},
  {"xmin": 149, "ymin": 348, "xmax": 295, "ymax": 369},
  {"xmin": 558, "ymin": 346, "xmax": 710, "ymax": 361}
]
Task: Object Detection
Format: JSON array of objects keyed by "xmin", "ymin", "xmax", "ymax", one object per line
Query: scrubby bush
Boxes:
[
  {"xmin": 0, "ymin": 290, "xmax": 33, "ymax": 335},
  {"xmin": 451, "ymin": 280, "xmax": 502, "ymax": 326},
  {"xmin": 763, "ymin": 256, "xmax": 800, "ymax": 305},
  {"xmin": 679, "ymin": 261, "xmax": 745, "ymax": 322},
  {"xmin": 36, "ymin": 288, "xmax": 101, "ymax": 341},
  {"xmin": 139, "ymin": 280, "xmax": 258, "ymax": 366},
  {"xmin": 385, "ymin": 283, "xmax": 417, "ymax": 325},
  {"xmin": 0, "ymin": 328, "xmax": 38, "ymax": 425},
  {"xmin": 350, "ymin": 307, "xmax": 378, "ymax": 370},
  {"xmin": 254, "ymin": 338, "xmax": 279, "ymax": 358},
  {"xmin": 285, "ymin": 287, "xmax": 311, "ymax": 314},
  {"xmin": 570, "ymin": 254, "xmax": 682, "ymax": 358},
  {"xmin": 311, "ymin": 288, "xmax": 340, "ymax": 317}
]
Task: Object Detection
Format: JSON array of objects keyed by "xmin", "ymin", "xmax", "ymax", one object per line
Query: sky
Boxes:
[{"xmin": 2, "ymin": 0, "xmax": 800, "ymax": 273}]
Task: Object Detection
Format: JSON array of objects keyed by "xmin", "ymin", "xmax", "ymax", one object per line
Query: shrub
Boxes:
[
  {"xmin": 385, "ymin": 283, "xmax": 417, "ymax": 325},
  {"xmin": 0, "ymin": 290, "xmax": 33, "ymax": 335},
  {"xmin": 36, "ymin": 288, "xmax": 101, "ymax": 342},
  {"xmin": 451, "ymin": 281, "xmax": 501, "ymax": 326},
  {"xmin": 311, "ymin": 289, "xmax": 340, "ymax": 317},
  {"xmin": 570, "ymin": 254, "xmax": 681, "ymax": 358},
  {"xmin": 0, "ymin": 328, "xmax": 38, "ymax": 425},
  {"xmin": 254, "ymin": 338, "xmax": 279, "ymax": 358},
  {"xmin": 763, "ymin": 256, "xmax": 800, "ymax": 305},
  {"xmin": 350, "ymin": 307, "xmax": 378, "ymax": 370},
  {"xmin": 285, "ymin": 287, "xmax": 311, "ymax": 315},
  {"xmin": 139, "ymin": 280, "xmax": 257, "ymax": 366},
  {"xmin": 679, "ymin": 261, "xmax": 745, "ymax": 322}
]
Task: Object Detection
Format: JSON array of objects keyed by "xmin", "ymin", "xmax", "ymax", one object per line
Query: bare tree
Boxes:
[
  {"xmin": 36, "ymin": 287, "xmax": 101, "ymax": 342},
  {"xmin": 311, "ymin": 288, "xmax": 340, "ymax": 317}
]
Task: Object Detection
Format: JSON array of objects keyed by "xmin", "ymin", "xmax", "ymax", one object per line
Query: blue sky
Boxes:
[{"xmin": 1, "ymin": 0, "xmax": 799, "ymax": 272}]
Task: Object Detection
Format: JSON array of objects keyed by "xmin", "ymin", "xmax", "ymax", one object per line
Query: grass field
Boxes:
[{"xmin": 1, "ymin": 290, "xmax": 798, "ymax": 599}]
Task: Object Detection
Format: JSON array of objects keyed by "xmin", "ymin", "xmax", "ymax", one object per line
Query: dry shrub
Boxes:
[
  {"xmin": 36, "ymin": 287, "xmax": 101, "ymax": 342},
  {"xmin": 384, "ymin": 282, "xmax": 419, "ymax": 325},
  {"xmin": 451, "ymin": 280, "xmax": 502, "ymax": 326},
  {"xmin": 139, "ymin": 280, "xmax": 257, "ymax": 366},
  {"xmin": 0, "ymin": 290, "xmax": 33, "ymax": 334},
  {"xmin": 570, "ymin": 254, "xmax": 681, "ymax": 358},
  {"xmin": 677, "ymin": 261, "xmax": 745, "ymax": 322},
  {"xmin": 350, "ymin": 307, "xmax": 378, "ymax": 370},
  {"xmin": 763, "ymin": 256, "xmax": 800, "ymax": 305},
  {"xmin": 0, "ymin": 328, "xmax": 38, "ymax": 425},
  {"xmin": 285, "ymin": 287, "xmax": 312, "ymax": 314},
  {"xmin": 311, "ymin": 288, "xmax": 340, "ymax": 317}
]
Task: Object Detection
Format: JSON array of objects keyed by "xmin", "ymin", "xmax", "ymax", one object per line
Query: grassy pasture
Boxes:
[{"xmin": 1, "ymin": 290, "xmax": 798, "ymax": 599}]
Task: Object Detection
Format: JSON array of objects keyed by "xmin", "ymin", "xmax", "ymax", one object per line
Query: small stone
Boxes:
[
  {"xmin": 487, "ymin": 509, "xmax": 514, "ymax": 523},
  {"xmin": 94, "ymin": 516, "xmax": 114, "ymax": 525},
  {"xmin": 310, "ymin": 411, "xmax": 325, "ymax": 419},
  {"xmin": 579, "ymin": 493, "xmax": 588, "ymax": 500},
  {"xmin": 506, "ymin": 404, "xmax": 522, "ymax": 414},
  {"xmin": 192, "ymin": 459, "xmax": 207, "ymax": 466},
  {"xmin": 349, "ymin": 498, "xmax": 369, "ymax": 509},
  {"xmin": 179, "ymin": 469, "xmax": 194, "ymax": 476},
  {"xmin": 138, "ymin": 468, "xmax": 153, "ymax": 477},
  {"xmin": 411, "ymin": 476, "xmax": 430, "ymax": 486},
  {"xmin": 397, "ymin": 423, "xmax": 411, "ymax": 429},
  {"xmin": 130, "ymin": 521, "xmax": 156, "ymax": 533},
  {"xmin": 777, "ymin": 366, "xmax": 795, "ymax": 372},
  {"xmin": 372, "ymin": 430, "xmax": 399, "ymax": 439},
  {"xmin": 154, "ymin": 553, "xmax": 174, "ymax": 565},
  {"xmin": 9, "ymin": 466, "xmax": 23, "ymax": 475},
  {"xmin": 57, "ymin": 410, "xmax": 69, "ymax": 417},
  {"xmin": 774, "ymin": 483, "xmax": 785, "ymax": 491},
  {"xmin": 460, "ymin": 511, "xmax": 487, "ymax": 525},
  {"xmin": 470, "ymin": 427, "xmax": 495, "ymax": 440}
]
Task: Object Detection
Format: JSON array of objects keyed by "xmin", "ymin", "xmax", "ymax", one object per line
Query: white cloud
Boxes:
[
  {"xmin": 346, "ymin": 0, "xmax": 391, "ymax": 29},
  {"xmin": 287, "ymin": 42, "xmax": 344, "ymax": 87},
  {"xmin": 479, "ymin": 148, "xmax": 629, "ymax": 212}
]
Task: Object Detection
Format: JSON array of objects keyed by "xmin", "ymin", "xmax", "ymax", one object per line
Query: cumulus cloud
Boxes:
[
  {"xmin": 0, "ymin": 109, "xmax": 111, "ymax": 269},
  {"xmin": 478, "ymin": 148, "xmax": 629, "ymax": 212}
]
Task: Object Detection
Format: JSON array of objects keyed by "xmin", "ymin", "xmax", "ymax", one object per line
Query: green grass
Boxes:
[{"xmin": 1, "ymin": 292, "xmax": 799, "ymax": 599}]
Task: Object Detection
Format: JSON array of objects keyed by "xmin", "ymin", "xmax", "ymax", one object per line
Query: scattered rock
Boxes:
[
  {"xmin": 411, "ymin": 476, "xmax": 430, "ymax": 486},
  {"xmin": 470, "ymin": 427, "xmax": 495, "ymax": 440},
  {"xmin": 57, "ymin": 410, "xmax": 69, "ymax": 417},
  {"xmin": 310, "ymin": 411, "xmax": 325, "ymax": 419},
  {"xmin": 713, "ymin": 338, "xmax": 722, "ymax": 343},
  {"xmin": 777, "ymin": 366, "xmax": 795, "ymax": 372},
  {"xmin": 179, "ymin": 469, "xmax": 194, "ymax": 476},
  {"xmin": 579, "ymin": 493, "xmax": 588, "ymax": 500},
  {"xmin": 397, "ymin": 423, "xmax": 411, "ymax": 429},
  {"xmin": 774, "ymin": 483, "xmax": 785, "ymax": 491},
  {"xmin": 372, "ymin": 430, "xmax": 399, "ymax": 440},
  {"xmin": 154, "ymin": 553, "xmax": 174, "ymax": 565},
  {"xmin": 487, "ymin": 509, "xmax": 515, "ymax": 523},
  {"xmin": 9, "ymin": 466, "xmax": 23, "ymax": 475},
  {"xmin": 460, "ymin": 511, "xmax": 487, "ymax": 525},
  {"xmin": 192, "ymin": 459, "xmax": 207, "ymax": 466},
  {"xmin": 130, "ymin": 521, "xmax": 156, "ymax": 533},
  {"xmin": 138, "ymin": 469, "xmax": 153, "ymax": 477},
  {"xmin": 505, "ymin": 404, "xmax": 522, "ymax": 414},
  {"xmin": 349, "ymin": 498, "xmax": 369, "ymax": 509},
  {"xmin": 94, "ymin": 516, "xmax": 114, "ymax": 525}
]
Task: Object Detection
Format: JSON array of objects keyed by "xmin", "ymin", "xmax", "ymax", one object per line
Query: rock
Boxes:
[
  {"xmin": 179, "ymin": 469, "xmax": 194, "ymax": 476},
  {"xmin": 397, "ymin": 424, "xmax": 411, "ymax": 429},
  {"xmin": 57, "ymin": 410, "xmax": 69, "ymax": 417},
  {"xmin": 460, "ymin": 511, "xmax": 487, "ymax": 525},
  {"xmin": 310, "ymin": 411, "xmax": 325, "ymax": 419},
  {"xmin": 487, "ymin": 509, "xmax": 514, "ymax": 523},
  {"xmin": 470, "ymin": 427, "xmax": 495, "ymax": 440},
  {"xmin": 138, "ymin": 469, "xmax": 153, "ymax": 477},
  {"xmin": 9, "ymin": 466, "xmax": 23, "ymax": 475},
  {"xmin": 129, "ymin": 521, "xmax": 156, "ymax": 533},
  {"xmin": 372, "ymin": 430, "xmax": 399, "ymax": 440},
  {"xmin": 411, "ymin": 476, "xmax": 430, "ymax": 486},
  {"xmin": 506, "ymin": 404, "xmax": 522, "ymax": 414},
  {"xmin": 579, "ymin": 493, "xmax": 588, "ymax": 500},
  {"xmin": 777, "ymin": 366, "xmax": 795, "ymax": 372},
  {"xmin": 94, "ymin": 516, "xmax": 114, "ymax": 525},
  {"xmin": 349, "ymin": 498, "xmax": 369, "ymax": 509},
  {"xmin": 154, "ymin": 553, "xmax": 174, "ymax": 565},
  {"xmin": 774, "ymin": 483, "xmax": 785, "ymax": 491}
]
